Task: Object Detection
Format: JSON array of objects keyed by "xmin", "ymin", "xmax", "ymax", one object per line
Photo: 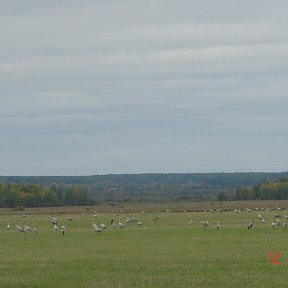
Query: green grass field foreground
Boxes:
[{"xmin": 1, "ymin": 201, "xmax": 288, "ymax": 288}]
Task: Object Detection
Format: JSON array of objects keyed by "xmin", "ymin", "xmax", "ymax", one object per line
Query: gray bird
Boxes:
[
  {"xmin": 92, "ymin": 223, "xmax": 101, "ymax": 233},
  {"xmin": 16, "ymin": 225, "xmax": 25, "ymax": 234},
  {"xmin": 201, "ymin": 221, "xmax": 209, "ymax": 228},
  {"xmin": 247, "ymin": 220, "xmax": 254, "ymax": 230}
]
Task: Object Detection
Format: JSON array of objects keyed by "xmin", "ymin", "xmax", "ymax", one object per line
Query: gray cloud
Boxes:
[{"xmin": 1, "ymin": 1, "xmax": 288, "ymax": 175}]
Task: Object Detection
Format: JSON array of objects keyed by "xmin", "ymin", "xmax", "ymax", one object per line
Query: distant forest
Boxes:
[
  {"xmin": 235, "ymin": 177, "xmax": 288, "ymax": 200},
  {"xmin": 0, "ymin": 172, "xmax": 288, "ymax": 208},
  {"xmin": 0, "ymin": 183, "xmax": 91, "ymax": 208}
]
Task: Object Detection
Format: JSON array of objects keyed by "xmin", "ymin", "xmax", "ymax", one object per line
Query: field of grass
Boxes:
[{"xmin": 1, "ymin": 202, "xmax": 288, "ymax": 287}]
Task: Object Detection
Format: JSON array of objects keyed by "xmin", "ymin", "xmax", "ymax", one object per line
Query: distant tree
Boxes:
[
  {"xmin": 64, "ymin": 185, "xmax": 89, "ymax": 206},
  {"xmin": 217, "ymin": 192, "xmax": 228, "ymax": 201}
]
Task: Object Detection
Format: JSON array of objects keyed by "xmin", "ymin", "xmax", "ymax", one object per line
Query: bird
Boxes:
[
  {"xmin": 52, "ymin": 217, "xmax": 58, "ymax": 225},
  {"xmin": 24, "ymin": 225, "xmax": 31, "ymax": 233},
  {"xmin": 61, "ymin": 224, "xmax": 65, "ymax": 236},
  {"xmin": 6, "ymin": 222, "xmax": 10, "ymax": 229},
  {"xmin": 16, "ymin": 225, "xmax": 25, "ymax": 234},
  {"xmin": 275, "ymin": 219, "xmax": 281, "ymax": 227},
  {"xmin": 247, "ymin": 220, "xmax": 254, "ymax": 230},
  {"xmin": 216, "ymin": 222, "xmax": 221, "ymax": 231},
  {"xmin": 272, "ymin": 221, "xmax": 276, "ymax": 228},
  {"xmin": 118, "ymin": 221, "xmax": 125, "ymax": 229},
  {"xmin": 153, "ymin": 216, "xmax": 159, "ymax": 222},
  {"xmin": 258, "ymin": 214, "xmax": 263, "ymax": 219},
  {"xmin": 188, "ymin": 219, "xmax": 193, "ymax": 225},
  {"xmin": 54, "ymin": 223, "xmax": 58, "ymax": 232},
  {"xmin": 92, "ymin": 223, "xmax": 101, "ymax": 233},
  {"xmin": 100, "ymin": 222, "xmax": 106, "ymax": 230},
  {"xmin": 125, "ymin": 217, "xmax": 138, "ymax": 223},
  {"xmin": 137, "ymin": 221, "xmax": 143, "ymax": 227},
  {"xmin": 261, "ymin": 218, "xmax": 266, "ymax": 224},
  {"xmin": 201, "ymin": 221, "xmax": 209, "ymax": 228}
]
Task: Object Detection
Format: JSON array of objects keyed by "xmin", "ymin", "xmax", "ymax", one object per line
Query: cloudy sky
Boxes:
[{"xmin": 1, "ymin": 1, "xmax": 288, "ymax": 175}]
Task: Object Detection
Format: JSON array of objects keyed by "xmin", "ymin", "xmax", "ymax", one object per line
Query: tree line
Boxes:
[
  {"xmin": 0, "ymin": 183, "xmax": 92, "ymax": 208},
  {"xmin": 232, "ymin": 177, "xmax": 288, "ymax": 200},
  {"xmin": 1, "ymin": 172, "xmax": 285, "ymax": 187},
  {"xmin": 1, "ymin": 174, "xmax": 288, "ymax": 207}
]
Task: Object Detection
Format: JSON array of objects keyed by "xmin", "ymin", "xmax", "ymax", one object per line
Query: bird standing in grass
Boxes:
[
  {"xmin": 216, "ymin": 222, "xmax": 221, "ymax": 231},
  {"xmin": 118, "ymin": 221, "xmax": 125, "ymax": 229},
  {"xmin": 261, "ymin": 218, "xmax": 265, "ymax": 224},
  {"xmin": 93, "ymin": 223, "xmax": 101, "ymax": 233},
  {"xmin": 52, "ymin": 217, "xmax": 58, "ymax": 225},
  {"xmin": 24, "ymin": 225, "xmax": 31, "ymax": 233},
  {"xmin": 188, "ymin": 219, "xmax": 193, "ymax": 225},
  {"xmin": 16, "ymin": 225, "xmax": 25, "ymax": 234},
  {"xmin": 61, "ymin": 224, "xmax": 65, "ymax": 236},
  {"xmin": 201, "ymin": 221, "xmax": 209, "ymax": 228},
  {"xmin": 153, "ymin": 216, "xmax": 159, "ymax": 222},
  {"xmin": 247, "ymin": 220, "xmax": 254, "ymax": 230},
  {"xmin": 100, "ymin": 222, "xmax": 106, "ymax": 230}
]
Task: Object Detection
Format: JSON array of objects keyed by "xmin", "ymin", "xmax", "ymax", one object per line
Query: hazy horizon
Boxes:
[{"xmin": 1, "ymin": 171, "xmax": 288, "ymax": 177}]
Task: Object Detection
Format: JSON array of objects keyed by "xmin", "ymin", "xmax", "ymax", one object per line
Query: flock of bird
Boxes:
[
  {"xmin": 186, "ymin": 206, "xmax": 288, "ymax": 231},
  {"xmin": 4, "ymin": 206, "xmax": 288, "ymax": 235},
  {"xmin": 4, "ymin": 213, "xmax": 144, "ymax": 235}
]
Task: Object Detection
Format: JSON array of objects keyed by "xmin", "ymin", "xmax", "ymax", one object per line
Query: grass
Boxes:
[{"xmin": 1, "ymin": 202, "xmax": 288, "ymax": 287}]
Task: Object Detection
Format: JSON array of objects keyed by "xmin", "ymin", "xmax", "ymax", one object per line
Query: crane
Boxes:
[
  {"xmin": 92, "ymin": 223, "xmax": 101, "ymax": 233},
  {"xmin": 100, "ymin": 222, "xmax": 106, "ymax": 230},
  {"xmin": 247, "ymin": 220, "xmax": 254, "ymax": 230},
  {"xmin": 16, "ymin": 225, "xmax": 25, "ymax": 234},
  {"xmin": 201, "ymin": 221, "xmax": 209, "ymax": 228},
  {"xmin": 118, "ymin": 221, "xmax": 125, "ymax": 229}
]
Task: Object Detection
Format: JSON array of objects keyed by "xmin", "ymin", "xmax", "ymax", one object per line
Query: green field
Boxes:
[{"xmin": 1, "ymin": 202, "xmax": 288, "ymax": 288}]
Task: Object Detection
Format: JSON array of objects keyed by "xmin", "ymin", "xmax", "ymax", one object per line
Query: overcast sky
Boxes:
[{"xmin": 1, "ymin": 1, "xmax": 288, "ymax": 175}]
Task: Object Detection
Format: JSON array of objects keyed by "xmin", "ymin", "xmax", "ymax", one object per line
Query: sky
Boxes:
[{"xmin": 1, "ymin": 0, "xmax": 288, "ymax": 176}]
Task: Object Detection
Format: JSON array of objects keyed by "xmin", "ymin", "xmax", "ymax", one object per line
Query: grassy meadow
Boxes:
[{"xmin": 1, "ymin": 201, "xmax": 288, "ymax": 287}]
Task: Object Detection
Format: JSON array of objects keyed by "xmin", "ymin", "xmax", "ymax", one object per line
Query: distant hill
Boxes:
[{"xmin": 1, "ymin": 172, "xmax": 287, "ymax": 202}]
